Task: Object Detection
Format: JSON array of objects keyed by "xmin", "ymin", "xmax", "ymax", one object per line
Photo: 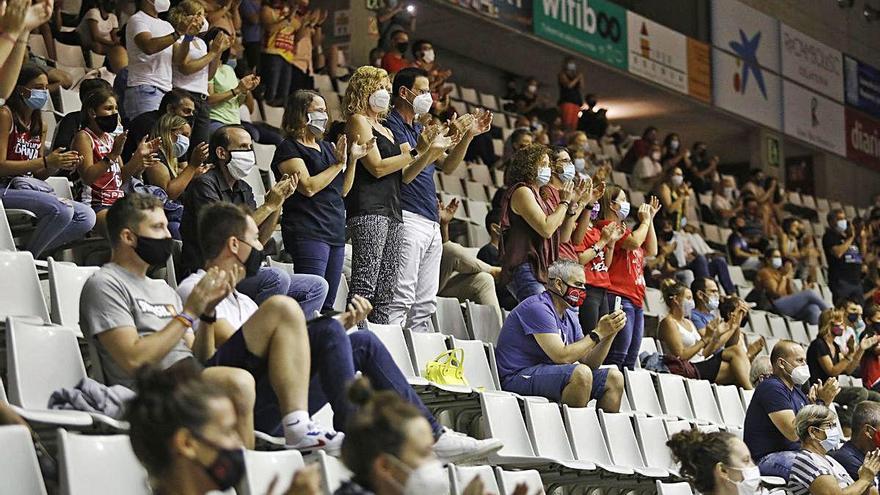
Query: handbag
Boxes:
[
  {"xmin": 663, "ymin": 354, "xmax": 700, "ymax": 379},
  {"xmin": 425, "ymin": 349, "xmax": 469, "ymax": 387}
]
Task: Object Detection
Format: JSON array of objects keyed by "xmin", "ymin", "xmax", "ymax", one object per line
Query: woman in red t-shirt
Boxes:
[
  {"xmin": 599, "ymin": 184, "xmax": 661, "ymax": 369},
  {"xmin": 540, "ymin": 146, "xmax": 589, "ymax": 261}
]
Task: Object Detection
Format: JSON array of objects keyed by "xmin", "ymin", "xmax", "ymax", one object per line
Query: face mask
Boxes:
[
  {"xmin": 236, "ymin": 239, "xmax": 263, "ymax": 278},
  {"xmin": 671, "ymin": 175, "xmax": 684, "ymax": 187},
  {"xmin": 831, "ymin": 325, "xmax": 844, "ymax": 337},
  {"xmin": 193, "ymin": 434, "xmax": 246, "ymax": 491},
  {"xmin": 306, "ymin": 110, "xmax": 328, "ymax": 136},
  {"xmin": 226, "ymin": 58, "xmax": 238, "ymax": 69},
  {"xmin": 728, "ymin": 465, "xmax": 762, "ymax": 495},
  {"xmin": 682, "ymin": 298, "xmax": 695, "ymax": 317},
  {"xmin": 816, "ymin": 427, "xmax": 842, "ymax": 452},
  {"xmin": 566, "ymin": 62, "xmax": 576, "ymax": 71},
  {"xmin": 784, "ymin": 361, "xmax": 811, "ymax": 386},
  {"xmin": 151, "ymin": 0, "xmax": 170, "ymax": 12},
  {"xmin": 670, "ymin": 139, "xmax": 680, "ymax": 151},
  {"xmin": 134, "ymin": 235, "xmax": 173, "ymax": 266},
  {"xmin": 411, "ymin": 92, "xmax": 433, "ymax": 115},
  {"xmin": 421, "ymin": 49, "xmax": 435, "ymax": 64},
  {"xmin": 173, "ymin": 134, "xmax": 190, "ymax": 158},
  {"xmin": 707, "ymin": 296, "xmax": 720, "ymax": 311},
  {"xmin": 554, "ymin": 280, "xmax": 586, "ymax": 307},
  {"xmin": 373, "ymin": 59, "xmax": 382, "ymax": 67},
  {"xmin": 560, "ymin": 163, "xmax": 575, "ymax": 183},
  {"xmin": 652, "ymin": 151, "xmax": 662, "ymax": 161},
  {"xmin": 724, "ymin": 186, "xmax": 736, "ymax": 198},
  {"xmin": 848, "ymin": 313, "xmax": 860, "ymax": 324},
  {"xmin": 837, "ymin": 219, "xmax": 848, "ymax": 232},
  {"xmin": 368, "ymin": 89, "xmax": 390, "ymax": 113},
  {"xmin": 390, "ymin": 458, "xmax": 449, "ymax": 495},
  {"xmin": 395, "ymin": 42, "xmax": 409, "ymax": 54},
  {"xmin": 574, "ymin": 157, "xmax": 586, "ymax": 172},
  {"xmin": 226, "ymin": 150, "xmax": 256, "ymax": 180},
  {"xmin": 527, "ymin": 84, "xmax": 538, "ymax": 94},
  {"xmin": 23, "ymin": 88, "xmax": 49, "ymax": 110},
  {"xmin": 660, "ymin": 230, "xmax": 675, "ymax": 242},
  {"xmin": 616, "ymin": 200, "xmax": 631, "ymax": 220},
  {"xmin": 94, "ymin": 113, "xmax": 119, "ymax": 134},
  {"xmin": 771, "ymin": 257, "xmax": 783, "ymax": 269},
  {"xmin": 536, "ymin": 167, "xmax": 551, "ymax": 186},
  {"xmin": 184, "ymin": 115, "xmax": 196, "ymax": 128},
  {"xmin": 581, "ymin": 142, "xmax": 590, "ymax": 153}
]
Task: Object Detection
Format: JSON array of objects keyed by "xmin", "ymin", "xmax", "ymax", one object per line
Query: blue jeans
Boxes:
[
  {"xmin": 757, "ymin": 450, "xmax": 798, "ymax": 481},
  {"xmin": 605, "ymin": 293, "xmax": 644, "ymax": 370},
  {"xmin": 254, "ymin": 318, "xmax": 442, "ymax": 438},
  {"xmin": 508, "ymin": 262, "xmax": 545, "ymax": 302},
  {"xmin": 687, "ymin": 254, "xmax": 735, "ymax": 294},
  {"xmin": 286, "ymin": 236, "xmax": 345, "ymax": 312},
  {"xmin": 772, "ymin": 290, "xmax": 828, "ymax": 325},
  {"xmin": 124, "ymin": 84, "xmax": 166, "ymax": 121},
  {"xmin": 259, "ymin": 53, "xmax": 292, "ymax": 103},
  {"xmin": 1, "ymin": 188, "xmax": 95, "ymax": 257},
  {"xmin": 236, "ymin": 266, "xmax": 328, "ymax": 318}
]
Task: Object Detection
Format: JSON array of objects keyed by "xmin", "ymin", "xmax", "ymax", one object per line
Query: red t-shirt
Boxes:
[
  {"xmin": 862, "ymin": 354, "xmax": 880, "ymax": 391},
  {"xmin": 540, "ymin": 185, "xmax": 578, "ymax": 261},
  {"xmin": 575, "ymin": 225, "xmax": 611, "ymax": 289},
  {"xmin": 381, "ymin": 53, "xmax": 411, "ymax": 74},
  {"xmin": 598, "ymin": 219, "xmax": 647, "ymax": 307}
]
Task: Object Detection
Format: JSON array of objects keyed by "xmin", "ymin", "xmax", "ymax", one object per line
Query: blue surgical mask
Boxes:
[
  {"xmin": 574, "ymin": 157, "xmax": 586, "ymax": 172},
  {"xmin": 683, "ymin": 298, "xmax": 695, "ymax": 317},
  {"xmin": 24, "ymin": 88, "xmax": 49, "ymax": 110},
  {"xmin": 536, "ymin": 167, "xmax": 551, "ymax": 186},
  {"xmin": 226, "ymin": 58, "xmax": 238, "ymax": 69},
  {"xmin": 173, "ymin": 134, "xmax": 190, "ymax": 158},
  {"xmin": 707, "ymin": 296, "xmax": 720, "ymax": 311},
  {"xmin": 560, "ymin": 164, "xmax": 575, "ymax": 183},
  {"xmin": 616, "ymin": 200, "xmax": 631, "ymax": 220}
]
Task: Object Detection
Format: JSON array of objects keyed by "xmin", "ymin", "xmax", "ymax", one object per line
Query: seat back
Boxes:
[
  {"xmin": 46, "ymin": 177, "xmax": 74, "ymax": 199},
  {"xmin": 598, "ymin": 411, "xmax": 648, "ymax": 469},
  {"xmin": 523, "ymin": 401, "xmax": 575, "ymax": 461},
  {"xmin": 748, "ymin": 311, "xmax": 773, "ymax": 338},
  {"xmin": 741, "ymin": 388, "xmax": 755, "ymax": 409},
  {"xmin": 240, "ymin": 449, "xmax": 305, "ymax": 495},
  {"xmin": 317, "ymin": 450, "xmax": 352, "ymax": 494},
  {"xmin": 0, "ymin": 250, "xmax": 50, "ymax": 322},
  {"xmin": 663, "ymin": 419, "xmax": 693, "ymax": 437},
  {"xmin": 450, "ymin": 465, "xmax": 499, "ymax": 495},
  {"xmin": 714, "ymin": 384, "xmax": 746, "ymax": 427},
  {"xmin": 450, "ymin": 337, "xmax": 500, "ymax": 391},
  {"xmin": 436, "ymin": 297, "xmax": 470, "ymax": 339},
  {"xmin": 0, "ymin": 425, "xmax": 48, "ymax": 495},
  {"xmin": 495, "ymin": 468, "xmax": 545, "ymax": 495},
  {"xmin": 658, "ymin": 373, "xmax": 695, "ymax": 420},
  {"xmin": 465, "ymin": 300, "xmax": 502, "ymax": 345},
  {"xmin": 481, "ymin": 393, "xmax": 537, "ymax": 458},
  {"xmin": 366, "ymin": 322, "xmax": 417, "ymax": 378},
  {"xmin": 333, "ymin": 275, "xmax": 349, "ymax": 313},
  {"xmin": 633, "ymin": 415, "xmax": 675, "ymax": 470},
  {"xmin": 253, "ymin": 142, "xmax": 276, "ymax": 171},
  {"xmin": 406, "ymin": 330, "xmax": 450, "ymax": 378},
  {"xmin": 0, "ymin": 198, "xmax": 17, "ymax": 250},
  {"xmin": 685, "ymin": 379, "xmax": 723, "ymax": 424},
  {"xmin": 657, "ymin": 481, "xmax": 695, "ymax": 495},
  {"xmin": 48, "ymin": 258, "xmax": 100, "ymax": 335},
  {"xmin": 767, "ymin": 315, "xmax": 791, "ymax": 339},
  {"xmin": 58, "ymin": 430, "xmax": 151, "ymax": 495},
  {"xmin": 7, "ymin": 318, "xmax": 87, "ymax": 409},
  {"xmin": 624, "ymin": 368, "xmax": 663, "ymax": 416},
  {"xmin": 564, "ymin": 405, "xmax": 615, "ymax": 465}
]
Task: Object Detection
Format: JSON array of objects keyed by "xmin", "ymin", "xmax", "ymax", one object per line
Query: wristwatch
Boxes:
[
  {"xmin": 588, "ymin": 331, "xmax": 601, "ymax": 343},
  {"xmin": 409, "ymin": 148, "xmax": 418, "ymax": 158}
]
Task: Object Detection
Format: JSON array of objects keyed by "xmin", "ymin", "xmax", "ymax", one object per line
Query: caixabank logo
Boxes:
[{"xmin": 729, "ymin": 29, "xmax": 768, "ymax": 99}]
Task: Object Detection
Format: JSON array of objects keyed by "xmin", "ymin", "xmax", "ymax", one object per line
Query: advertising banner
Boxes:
[
  {"xmin": 845, "ymin": 55, "xmax": 880, "ymax": 120},
  {"xmin": 845, "ymin": 107, "xmax": 880, "ymax": 171},
  {"xmin": 711, "ymin": 0, "xmax": 780, "ymax": 73},
  {"xmin": 780, "ymin": 23, "xmax": 843, "ymax": 102},
  {"xmin": 686, "ymin": 38, "xmax": 712, "ymax": 103},
  {"xmin": 533, "ymin": 0, "xmax": 627, "ymax": 70},
  {"xmin": 713, "ymin": 47, "xmax": 782, "ymax": 130},
  {"xmin": 450, "ymin": 0, "xmax": 533, "ymax": 32},
  {"xmin": 626, "ymin": 11, "xmax": 687, "ymax": 93},
  {"xmin": 783, "ymin": 80, "xmax": 846, "ymax": 155}
]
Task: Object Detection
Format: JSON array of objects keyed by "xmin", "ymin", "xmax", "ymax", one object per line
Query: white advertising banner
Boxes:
[
  {"xmin": 780, "ymin": 23, "xmax": 844, "ymax": 102},
  {"xmin": 711, "ymin": 0, "xmax": 780, "ymax": 72},
  {"xmin": 783, "ymin": 80, "xmax": 846, "ymax": 155},
  {"xmin": 626, "ymin": 11, "xmax": 688, "ymax": 94},
  {"xmin": 713, "ymin": 48, "xmax": 782, "ymax": 130}
]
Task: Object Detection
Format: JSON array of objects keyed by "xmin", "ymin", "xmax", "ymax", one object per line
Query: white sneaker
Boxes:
[
  {"xmin": 286, "ymin": 421, "xmax": 345, "ymax": 454},
  {"xmin": 432, "ymin": 428, "xmax": 503, "ymax": 464}
]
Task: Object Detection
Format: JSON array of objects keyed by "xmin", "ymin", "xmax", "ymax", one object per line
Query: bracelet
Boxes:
[
  {"xmin": 560, "ymin": 200, "xmax": 571, "ymax": 207},
  {"xmin": 174, "ymin": 312, "xmax": 196, "ymax": 328},
  {"xmin": 183, "ymin": 34, "xmax": 195, "ymax": 42},
  {"xmin": 199, "ymin": 313, "xmax": 217, "ymax": 323},
  {"xmin": 230, "ymin": 88, "xmax": 238, "ymax": 97}
]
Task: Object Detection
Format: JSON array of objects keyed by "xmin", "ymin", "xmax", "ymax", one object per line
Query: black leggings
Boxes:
[{"xmin": 579, "ymin": 285, "xmax": 609, "ymax": 333}]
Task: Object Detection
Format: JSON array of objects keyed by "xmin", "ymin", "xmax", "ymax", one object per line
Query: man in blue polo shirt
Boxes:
[
  {"xmin": 744, "ymin": 340, "xmax": 840, "ymax": 480},
  {"xmin": 494, "ymin": 260, "xmax": 626, "ymax": 411},
  {"xmin": 831, "ymin": 401, "xmax": 880, "ymax": 482},
  {"xmin": 385, "ymin": 67, "xmax": 492, "ymax": 333}
]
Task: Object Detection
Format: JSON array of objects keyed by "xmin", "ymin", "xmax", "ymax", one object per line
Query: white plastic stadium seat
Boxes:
[
  {"xmin": 481, "ymin": 393, "xmax": 555, "ymax": 466},
  {"xmin": 0, "ymin": 425, "xmax": 48, "ymax": 495},
  {"xmin": 523, "ymin": 401, "xmax": 597, "ymax": 471},
  {"xmin": 633, "ymin": 415, "xmax": 677, "ymax": 473},
  {"xmin": 48, "ymin": 258, "xmax": 99, "ymax": 337},
  {"xmin": 436, "ymin": 296, "xmax": 470, "ymax": 339},
  {"xmin": 450, "ymin": 336, "xmax": 502, "ymax": 391},
  {"xmin": 563, "ymin": 405, "xmax": 634, "ymax": 475},
  {"xmin": 449, "ymin": 464, "xmax": 499, "ymax": 495},
  {"xmin": 366, "ymin": 322, "xmax": 427, "ymax": 385},
  {"xmin": 240, "ymin": 449, "xmax": 305, "ymax": 495},
  {"xmin": 597, "ymin": 411, "xmax": 668, "ymax": 478},
  {"xmin": 316, "ymin": 449, "xmax": 352, "ymax": 494},
  {"xmin": 685, "ymin": 379, "xmax": 724, "ymax": 425},
  {"xmin": 657, "ymin": 373, "xmax": 697, "ymax": 421},
  {"xmin": 0, "ymin": 250, "xmax": 51, "ymax": 322},
  {"xmin": 657, "ymin": 480, "xmax": 695, "ymax": 495},
  {"xmin": 58, "ymin": 430, "xmax": 150, "ymax": 495},
  {"xmin": 464, "ymin": 300, "xmax": 502, "ymax": 345},
  {"xmin": 714, "ymin": 384, "xmax": 746, "ymax": 428},
  {"xmin": 494, "ymin": 467, "xmax": 545, "ymax": 495},
  {"xmin": 624, "ymin": 368, "xmax": 664, "ymax": 416}
]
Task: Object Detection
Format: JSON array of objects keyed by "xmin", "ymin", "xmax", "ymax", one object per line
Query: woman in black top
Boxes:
[
  {"xmin": 557, "ymin": 57, "xmax": 584, "ymax": 131},
  {"xmin": 272, "ymin": 89, "xmax": 373, "ymax": 312}
]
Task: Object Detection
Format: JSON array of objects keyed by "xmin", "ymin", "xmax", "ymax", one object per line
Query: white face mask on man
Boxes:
[{"xmin": 226, "ymin": 150, "xmax": 256, "ymax": 180}]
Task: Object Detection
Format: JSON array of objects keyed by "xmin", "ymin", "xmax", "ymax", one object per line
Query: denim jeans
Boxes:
[
  {"xmin": 605, "ymin": 293, "xmax": 644, "ymax": 369},
  {"xmin": 259, "ymin": 53, "xmax": 292, "ymax": 103},
  {"xmin": 687, "ymin": 254, "xmax": 735, "ymax": 294},
  {"xmin": 757, "ymin": 450, "xmax": 798, "ymax": 481},
  {"xmin": 236, "ymin": 266, "xmax": 328, "ymax": 318},
  {"xmin": 508, "ymin": 262, "xmax": 545, "ymax": 302},
  {"xmin": 254, "ymin": 318, "xmax": 442, "ymax": 438},
  {"xmin": 1, "ymin": 188, "xmax": 96, "ymax": 257},
  {"xmin": 772, "ymin": 290, "xmax": 828, "ymax": 325},
  {"xmin": 286, "ymin": 236, "xmax": 346, "ymax": 312},
  {"xmin": 124, "ymin": 84, "xmax": 166, "ymax": 121}
]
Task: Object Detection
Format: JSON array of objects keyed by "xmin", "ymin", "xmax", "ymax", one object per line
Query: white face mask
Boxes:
[
  {"xmin": 390, "ymin": 458, "xmax": 449, "ymax": 495},
  {"xmin": 151, "ymin": 0, "xmax": 170, "ymax": 13},
  {"xmin": 724, "ymin": 186, "xmax": 736, "ymax": 198},
  {"xmin": 783, "ymin": 360, "xmax": 811, "ymax": 386},
  {"xmin": 566, "ymin": 62, "xmax": 576, "ymax": 71},
  {"xmin": 536, "ymin": 167, "xmax": 551, "ymax": 186},
  {"xmin": 173, "ymin": 134, "xmax": 189, "ymax": 158},
  {"xmin": 728, "ymin": 465, "xmax": 763, "ymax": 495},
  {"xmin": 306, "ymin": 110, "xmax": 328, "ymax": 136},
  {"xmin": 837, "ymin": 219, "xmax": 848, "ymax": 232},
  {"xmin": 574, "ymin": 157, "xmax": 586, "ymax": 172},
  {"xmin": 671, "ymin": 175, "xmax": 684, "ymax": 187},
  {"xmin": 616, "ymin": 200, "xmax": 631, "ymax": 220},
  {"xmin": 226, "ymin": 150, "xmax": 256, "ymax": 180},
  {"xmin": 707, "ymin": 296, "xmax": 720, "ymax": 311},
  {"xmin": 368, "ymin": 89, "xmax": 390, "ymax": 113},
  {"xmin": 816, "ymin": 426, "xmax": 843, "ymax": 452},
  {"xmin": 771, "ymin": 257, "xmax": 783, "ymax": 269},
  {"xmin": 411, "ymin": 92, "xmax": 433, "ymax": 115},
  {"xmin": 670, "ymin": 139, "xmax": 680, "ymax": 150},
  {"xmin": 682, "ymin": 298, "xmax": 695, "ymax": 317},
  {"xmin": 527, "ymin": 84, "xmax": 537, "ymax": 94},
  {"xmin": 421, "ymin": 49, "xmax": 435, "ymax": 64}
]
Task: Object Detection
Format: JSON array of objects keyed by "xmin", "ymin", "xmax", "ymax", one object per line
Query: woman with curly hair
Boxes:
[
  {"xmin": 667, "ymin": 428, "xmax": 764, "ymax": 495},
  {"xmin": 498, "ymin": 143, "xmax": 574, "ymax": 302}
]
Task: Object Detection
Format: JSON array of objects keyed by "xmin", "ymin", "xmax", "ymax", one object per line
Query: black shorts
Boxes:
[
  {"xmin": 694, "ymin": 351, "xmax": 723, "ymax": 382},
  {"xmin": 206, "ymin": 328, "xmax": 267, "ymax": 378}
]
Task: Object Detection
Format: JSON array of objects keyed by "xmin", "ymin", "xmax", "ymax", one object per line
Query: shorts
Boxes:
[
  {"xmin": 501, "ymin": 363, "xmax": 608, "ymax": 402},
  {"xmin": 693, "ymin": 351, "xmax": 723, "ymax": 382},
  {"xmin": 206, "ymin": 328, "xmax": 267, "ymax": 377}
]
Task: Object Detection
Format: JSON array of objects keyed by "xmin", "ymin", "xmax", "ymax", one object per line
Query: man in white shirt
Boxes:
[{"xmin": 179, "ymin": 201, "xmax": 504, "ymax": 463}]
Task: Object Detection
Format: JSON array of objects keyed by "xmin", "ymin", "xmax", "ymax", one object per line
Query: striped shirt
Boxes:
[{"xmin": 788, "ymin": 450, "xmax": 855, "ymax": 495}]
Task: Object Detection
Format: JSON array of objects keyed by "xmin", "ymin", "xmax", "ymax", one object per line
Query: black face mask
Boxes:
[
  {"xmin": 660, "ymin": 230, "xmax": 674, "ymax": 242},
  {"xmin": 134, "ymin": 235, "xmax": 173, "ymax": 266},
  {"xmin": 192, "ymin": 434, "xmax": 245, "ymax": 491},
  {"xmin": 183, "ymin": 115, "xmax": 196, "ymax": 128},
  {"xmin": 237, "ymin": 239, "xmax": 263, "ymax": 278},
  {"xmin": 396, "ymin": 41, "xmax": 409, "ymax": 54},
  {"xmin": 94, "ymin": 113, "xmax": 119, "ymax": 133}
]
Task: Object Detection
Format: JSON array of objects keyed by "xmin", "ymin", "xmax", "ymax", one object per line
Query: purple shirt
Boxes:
[{"xmin": 495, "ymin": 292, "xmax": 584, "ymax": 380}]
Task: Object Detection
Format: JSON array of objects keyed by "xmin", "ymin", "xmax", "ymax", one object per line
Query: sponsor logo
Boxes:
[
  {"xmin": 729, "ymin": 29, "xmax": 767, "ymax": 98},
  {"xmin": 539, "ymin": 0, "xmax": 622, "ymax": 41}
]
